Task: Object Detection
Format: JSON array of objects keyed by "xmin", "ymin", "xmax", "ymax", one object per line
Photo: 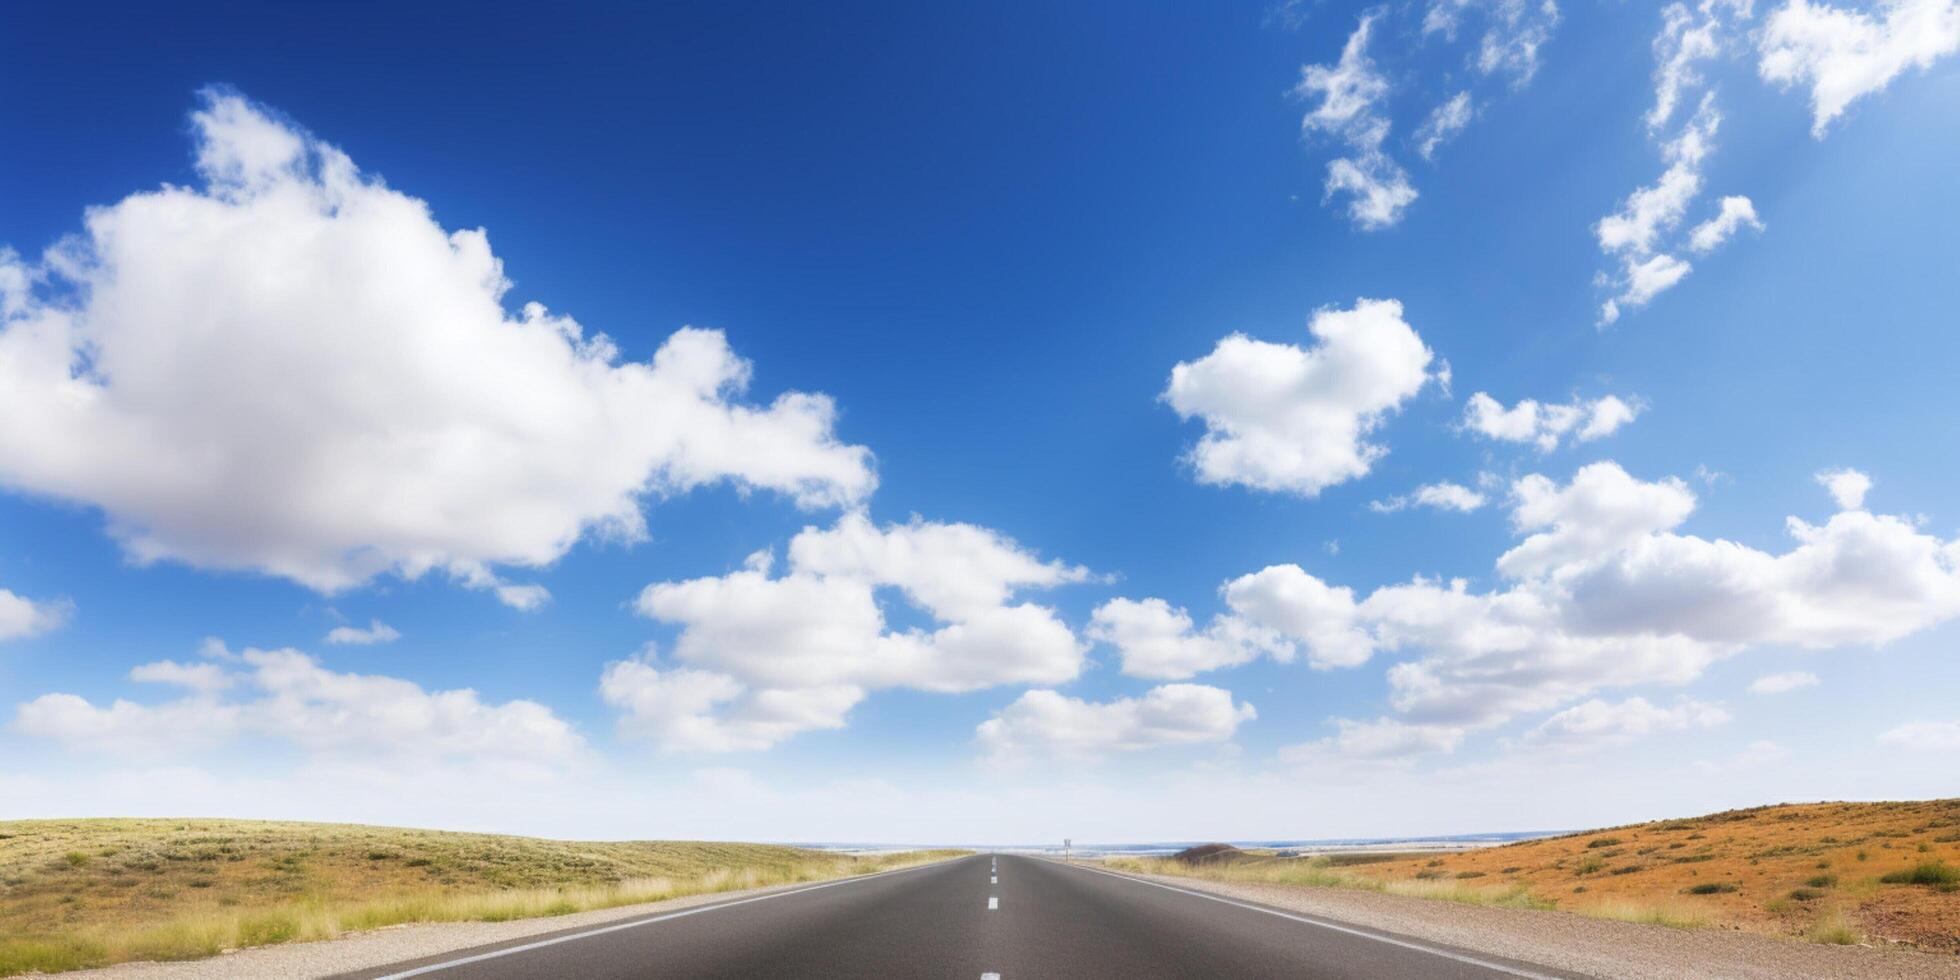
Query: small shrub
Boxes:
[
  {"xmin": 1414, "ymin": 869, "xmax": 1446, "ymax": 880},
  {"xmin": 1455, "ymin": 870, "xmax": 1486, "ymax": 879},
  {"xmin": 1805, "ymin": 874, "xmax": 1836, "ymax": 888},
  {"xmin": 1574, "ymin": 856, "xmax": 1607, "ymax": 875},
  {"xmin": 1500, "ymin": 866, "xmax": 1522, "ymax": 874},
  {"xmin": 1807, "ymin": 910, "xmax": 1861, "ymax": 945},
  {"xmin": 1610, "ymin": 864, "xmax": 1645, "ymax": 876},
  {"xmin": 1879, "ymin": 861, "xmax": 1959, "ymax": 888},
  {"xmin": 1685, "ymin": 882, "xmax": 1738, "ymax": 895},
  {"xmin": 1788, "ymin": 888, "xmax": 1823, "ymax": 901},
  {"xmin": 62, "ymin": 851, "xmax": 90, "ymax": 867},
  {"xmin": 1586, "ymin": 837, "xmax": 1623, "ymax": 849}
]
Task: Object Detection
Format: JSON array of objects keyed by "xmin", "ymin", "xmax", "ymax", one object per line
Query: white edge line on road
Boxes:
[
  {"xmin": 371, "ymin": 859, "xmax": 957, "ymax": 979},
  {"xmin": 1059, "ymin": 862, "xmax": 1567, "ymax": 980}
]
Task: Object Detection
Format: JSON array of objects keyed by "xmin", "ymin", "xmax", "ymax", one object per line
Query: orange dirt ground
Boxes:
[{"xmin": 1347, "ymin": 799, "xmax": 1960, "ymax": 952}]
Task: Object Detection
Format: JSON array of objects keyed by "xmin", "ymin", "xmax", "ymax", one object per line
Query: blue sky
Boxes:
[{"xmin": 2, "ymin": 0, "xmax": 1958, "ymax": 844}]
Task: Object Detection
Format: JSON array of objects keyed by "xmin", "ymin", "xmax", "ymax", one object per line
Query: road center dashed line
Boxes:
[
  {"xmin": 987, "ymin": 896, "xmax": 999, "ymax": 910},
  {"xmin": 982, "ymin": 973, "xmax": 1001, "ymax": 979},
  {"xmin": 991, "ymin": 875, "xmax": 997, "ymax": 883}
]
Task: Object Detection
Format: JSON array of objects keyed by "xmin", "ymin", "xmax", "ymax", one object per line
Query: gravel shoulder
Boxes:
[
  {"xmin": 1089, "ymin": 861, "xmax": 1960, "ymax": 980},
  {"xmin": 56, "ymin": 867, "xmax": 935, "ymax": 980}
]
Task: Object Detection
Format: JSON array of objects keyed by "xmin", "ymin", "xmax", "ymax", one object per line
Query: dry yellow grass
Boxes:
[
  {"xmin": 1109, "ymin": 799, "xmax": 1960, "ymax": 953},
  {"xmin": 0, "ymin": 818, "xmax": 964, "ymax": 976}
]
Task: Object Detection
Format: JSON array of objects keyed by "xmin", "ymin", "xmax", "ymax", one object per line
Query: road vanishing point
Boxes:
[{"xmin": 344, "ymin": 854, "xmax": 1582, "ymax": 979}]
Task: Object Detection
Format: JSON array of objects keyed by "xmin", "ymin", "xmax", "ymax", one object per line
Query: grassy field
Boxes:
[
  {"xmin": 1106, "ymin": 799, "xmax": 1960, "ymax": 953},
  {"xmin": 0, "ymin": 818, "xmax": 964, "ymax": 976}
]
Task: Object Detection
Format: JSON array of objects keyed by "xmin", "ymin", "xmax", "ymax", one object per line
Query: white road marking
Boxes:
[
  {"xmin": 991, "ymin": 875, "xmax": 997, "ymax": 883},
  {"xmin": 988, "ymin": 896, "xmax": 999, "ymax": 910},
  {"xmin": 1059, "ymin": 862, "xmax": 1567, "ymax": 980},
  {"xmin": 982, "ymin": 973, "xmax": 1001, "ymax": 979},
  {"xmin": 371, "ymin": 860, "xmax": 953, "ymax": 979}
]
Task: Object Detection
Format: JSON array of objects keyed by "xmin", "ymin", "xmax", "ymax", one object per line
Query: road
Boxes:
[{"xmin": 344, "ymin": 854, "xmax": 1582, "ymax": 979}]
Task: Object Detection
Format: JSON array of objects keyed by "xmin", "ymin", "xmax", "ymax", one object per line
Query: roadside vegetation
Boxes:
[
  {"xmin": 1106, "ymin": 798, "xmax": 1960, "ymax": 954},
  {"xmin": 0, "ymin": 818, "xmax": 964, "ymax": 977}
]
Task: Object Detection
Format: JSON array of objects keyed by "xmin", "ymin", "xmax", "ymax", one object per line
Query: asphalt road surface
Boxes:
[{"xmin": 345, "ymin": 854, "xmax": 1582, "ymax": 979}]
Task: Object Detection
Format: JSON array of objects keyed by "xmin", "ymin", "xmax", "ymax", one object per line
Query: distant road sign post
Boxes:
[{"xmin": 1064, "ymin": 838, "xmax": 1071, "ymax": 863}]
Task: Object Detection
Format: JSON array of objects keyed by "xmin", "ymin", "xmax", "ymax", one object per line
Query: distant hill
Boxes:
[
  {"xmin": 1171, "ymin": 843, "xmax": 1248, "ymax": 865},
  {"xmin": 0, "ymin": 818, "xmax": 963, "ymax": 977}
]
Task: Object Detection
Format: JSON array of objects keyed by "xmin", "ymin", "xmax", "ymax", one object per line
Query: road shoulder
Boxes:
[
  {"xmin": 1074, "ymin": 860, "xmax": 1960, "ymax": 980},
  {"xmin": 57, "ymin": 862, "xmax": 954, "ymax": 980}
]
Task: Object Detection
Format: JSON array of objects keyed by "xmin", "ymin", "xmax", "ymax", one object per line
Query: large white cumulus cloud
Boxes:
[
  {"xmin": 1098, "ymin": 462, "xmax": 1960, "ymax": 736},
  {"xmin": 1163, "ymin": 298, "xmax": 1436, "ymax": 496},
  {"xmin": 0, "ymin": 90, "xmax": 874, "ymax": 607},
  {"xmin": 607, "ymin": 513, "xmax": 1090, "ymax": 751}
]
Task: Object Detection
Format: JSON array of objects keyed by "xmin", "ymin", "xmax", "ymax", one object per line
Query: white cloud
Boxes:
[
  {"xmin": 1415, "ymin": 92, "xmax": 1475, "ymax": 160},
  {"xmin": 599, "ymin": 660, "xmax": 858, "ymax": 754},
  {"xmin": 1524, "ymin": 696, "xmax": 1730, "ymax": 748},
  {"xmin": 1461, "ymin": 392, "xmax": 1643, "ymax": 450},
  {"xmin": 0, "ymin": 587, "xmax": 67, "ymax": 641},
  {"xmin": 1088, "ymin": 597, "xmax": 1291, "ymax": 680},
  {"xmin": 1164, "ymin": 298, "xmax": 1436, "ymax": 496},
  {"xmin": 1749, "ymin": 670, "xmax": 1820, "ymax": 694},
  {"xmin": 1141, "ymin": 462, "xmax": 1960, "ymax": 731},
  {"xmin": 0, "ymin": 90, "xmax": 873, "ymax": 609},
  {"xmin": 1323, "ymin": 154, "xmax": 1420, "ymax": 230},
  {"xmin": 1223, "ymin": 564, "xmax": 1379, "ymax": 669},
  {"xmin": 1878, "ymin": 719, "xmax": 1960, "ymax": 751},
  {"xmin": 1425, "ymin": 0, "xmax": 1564, "ymax": 83},
  {"xmin": 1296, "ymin": 16, "xmax": 1419, "ymax": 229},
  {"xmin": 1598, "ymin": 99, "xmax": 1719, "ymax": 257},
  {"xmin": 1759, "ymin": 0, "xmax": 1960, "ymax": 135},
  {"xmin": 128, "ymin": 659, "xmax": 235, "ymax": 694},
  {"xmin": 14, "ymin": 646, "xmax": 581, "ymax": 763},
  {"xmin": 976, "ymin": 685, "xmax": 1255, "ymax": 763},
  {"xmin": 1474, "ymin": 0, "xmax": 1563, "ymax": 83},
  {"xmin": 1281, "ymin": 716, "xmax": 1465, "ymax": 764},
  {"xmin": 617, "ymin": 513, "xmax": 1088, "ymax": 751},
  {"xmin": 1816, "ymin": 467, "xmax": 1873, "ymax": 509},
  {"xmin": 1599, "ymin": 0, "xmax": 1762, "ymax": 323},
  {"xmin": 1498, "ymin": 463, "xmax": 1698, "ymax": 578},
  {"xmin": 1370, "ymin": 481, "xmax": 1488, "ymax": 513},
  {"xmin": 325, "ymin": 619, "xmax": 401, "ymax": 646},
  {"xmin": 1688, "ymin": 195, "xmax": 1764, "ymax": 253},
  {"xmin": 1650, "ymin": 0, "xmax": 1745, "ymax": 131},
  {"xmin": 1097, "ymin": 564, "xmax": 1375, "ymax": 677}
]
